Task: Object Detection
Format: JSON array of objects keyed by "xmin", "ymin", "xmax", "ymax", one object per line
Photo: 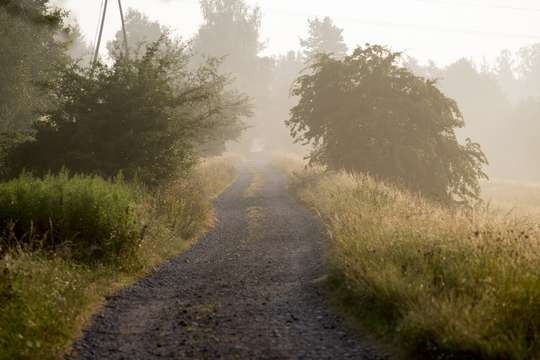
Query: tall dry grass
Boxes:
[{"xmin": 285, "ymin": 161, "xmax": 540, "ymax": 359}]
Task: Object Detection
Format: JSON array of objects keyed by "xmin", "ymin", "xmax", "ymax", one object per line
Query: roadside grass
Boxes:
[
  {"xmin": 0, "ymin": 156, "xmax": 239, "ymax": 360},
  {"xmin": 276, "ymin": 156, "xmax": 540, "ymax": 359}
]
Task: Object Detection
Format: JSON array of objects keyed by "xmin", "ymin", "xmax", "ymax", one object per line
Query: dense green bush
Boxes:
[
  {"xmin": 0, "ymin": 171, "xmax": 143, "ymax": 263},
  {"xmin": 7, "ymin": 39, "xmax": 248, "ymax": 186}
]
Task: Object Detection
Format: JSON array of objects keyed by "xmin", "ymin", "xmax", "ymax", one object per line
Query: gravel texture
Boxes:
[{"xmin": 70, "ymin": 161, "xmax": 389, "ymax": 359}]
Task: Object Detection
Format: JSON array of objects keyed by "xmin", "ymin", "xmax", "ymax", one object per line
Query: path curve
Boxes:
[{"xmin": 71, "ymin": 161, "xmax": 387, "ymax": 359}]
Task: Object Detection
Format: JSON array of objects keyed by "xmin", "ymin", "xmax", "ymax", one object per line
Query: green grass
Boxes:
[
  {"xmin": 279, "ymin": 157, "xmax": 540, "ymax": 359},
  {"xmin": 0, "ymin": 156, "xmax": 239, "ymax": 360},
  {"xmin": 0, "ymin": 171, "xmax": 142, "ymax": 264}
]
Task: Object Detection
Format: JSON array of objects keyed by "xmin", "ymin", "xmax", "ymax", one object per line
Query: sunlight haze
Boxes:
[{"xmin": 58, "ymin": 0, "xmax": 540, "ymax": 66}]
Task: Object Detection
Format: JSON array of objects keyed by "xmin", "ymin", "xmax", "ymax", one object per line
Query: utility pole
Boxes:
[
  {"xmin": 118, "ymin": 0, "xmax": 129, "ymax": 58},
  {"xmin": 92, "ymin": 0, "xmax": 129, "ymax": 68},
  {"xmin": 92, "ymin": 0, "xmax": 108, "ymax": 67}
]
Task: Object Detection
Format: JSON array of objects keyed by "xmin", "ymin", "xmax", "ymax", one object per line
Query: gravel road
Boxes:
[{"xmin": 70, "ymin": 160, "xmax": 388, "ymax": 360}]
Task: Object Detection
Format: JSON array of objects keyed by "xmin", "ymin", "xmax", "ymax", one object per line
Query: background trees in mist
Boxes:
[
  {"xmin": 300, "ymin": 17, "xmax": 348, "ymax": 60},
  {"xmin": 107, "ymin": 9, "xmax": 167, "ymax": 60},
  {"xmin": 405, "ymin": 44, "xmax": 540, "ymax": 182}
]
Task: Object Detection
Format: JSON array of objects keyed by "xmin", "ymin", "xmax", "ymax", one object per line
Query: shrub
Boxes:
[
  {"xmin": 7, "ymin": 38, "xmax": 249, "ymax": 187},
  {"xmin": 0, "ymin": 171, "xmax": 143, "ymax": 263}
]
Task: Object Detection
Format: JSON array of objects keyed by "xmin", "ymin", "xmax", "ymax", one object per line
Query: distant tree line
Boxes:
[{"xmin": 404, "ymin": 47, "xmax": 540, "ymax": 181}]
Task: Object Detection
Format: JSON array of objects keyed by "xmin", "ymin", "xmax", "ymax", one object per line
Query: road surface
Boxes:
[{"xmin": 71, "ymin": 160, "xmax": 387, "ymax": 359}]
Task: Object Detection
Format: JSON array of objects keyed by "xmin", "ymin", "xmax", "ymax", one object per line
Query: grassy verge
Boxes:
[
  {"xmin": 0, "ymin": 156, "xmax": 239, "ymax": 360},
  {"xmin": 277, "ymin": 157, "xmax": 540, "ymax": 359}
]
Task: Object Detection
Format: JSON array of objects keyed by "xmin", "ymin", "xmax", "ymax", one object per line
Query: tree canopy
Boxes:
[
  {"xmin": 287, "ymin": 45, "xmax": 488, "ymax": 203},
  {"xmin": 0, "ymin": 0, "xmax": 69, "ymax": 132},
  {"xmin": 300, "ymin": 17, "xmax": 348, "ymax": 60}
]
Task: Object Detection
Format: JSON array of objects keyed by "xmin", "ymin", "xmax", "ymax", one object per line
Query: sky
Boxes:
[{"xmin": 55, "ymin": 0, "xmax": 540, "ymax": 67}]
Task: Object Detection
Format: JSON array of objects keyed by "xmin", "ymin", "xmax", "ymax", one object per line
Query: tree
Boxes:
[
  {"xmin": 494, "ymin": 50, "xmax": 518, "ymax": 103},
  {"xmin": 107, "ymin": 8, "xmax": 167, "ymax": 60},
  {"xmin": 300, "ymin": 17, "xmax": 348, "ymax": 60},
  {"xmin": 7, "ymin": 39, "xmax": 249, "ymax": 186},
  {"xmin": 287, "ymin": 45, "xmax": 488, "ymax": 204},
  {"xmin": 0, "ymin": 0, "xmax": 69, "ymax": 132},
  {"xmin": 108, "ymin": 9, "xmax": 250, "ymax": 157},
  {"xmin": 192, "ymin": 0, "xmax": 264, "ymax": 94},
  {"xmin": 65, "ymin": 22, "xmax": 93, "ymax": 65},
  {"xmin": 192, "ymin": 0, "xmax": 272, "ymax": 152},
  {"xmin": 517, "ymin": 43, "xmax": 540, "ymax": 99},
  {"xmin": 261, "ymin": 51, "xmax": 306, "ymax": 153}
]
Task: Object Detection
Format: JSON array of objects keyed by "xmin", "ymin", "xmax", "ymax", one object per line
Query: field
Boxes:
[
  {"xmin": 0, "ymin": 157, "xmax": 238, "ymax": 360},
  {"xmin": 276, "ymin": 156, "xmax": 540, "ymax": 359},
  {"xmin": 481, "ymin": 179, "xmax": 540, "ymax": 217}
]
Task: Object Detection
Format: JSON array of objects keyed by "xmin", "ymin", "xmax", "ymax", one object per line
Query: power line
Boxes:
[
  {"xmin": 415, "ymin": 0, "xmax": 540, "ymax": 13},
  {"xmin": 258, "ymin": 6, "xmax": 540, "ymax": 40}
]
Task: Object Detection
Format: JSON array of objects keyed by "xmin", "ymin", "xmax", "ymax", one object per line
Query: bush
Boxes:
[
  {"xmin": 0, "ymin": 171, "xmax": 143, "ymax": 263},
  {"xmin": 295, "ymin": 168, "xmax": 540, "ymax": 359},
  {"xmin": 7, "ymin": 38, "xmax": 248, "ymax": 187}
]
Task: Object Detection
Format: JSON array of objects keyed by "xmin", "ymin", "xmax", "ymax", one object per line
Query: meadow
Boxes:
[{"xmin": 276, "ymin": 156, "xmax": 540, "ymax": 359}]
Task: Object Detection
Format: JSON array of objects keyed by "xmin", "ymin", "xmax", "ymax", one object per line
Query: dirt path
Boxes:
[{"xmin": 71, "ymin": 160, "xmax": 387, "ymax": 359}]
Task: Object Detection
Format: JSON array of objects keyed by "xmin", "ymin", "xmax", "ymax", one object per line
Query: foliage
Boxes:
[
  {"xmin": 0, "ymin": 157, "xmax": 238, "ymax": 360},
  {"xmin": 0, "ymin": 0, "xmax": 69, "ymax": 132},
  {"xmin": 153, "ymin": 156, "xmax": 239, "ymax": 240},
  {"xmin": 300, "ymin": 17, "xmax": 348, "ymax": 60},
  {"xmin": 107, "ymin": 8, "xmax": 168, "ymax": 60},
  {"xmin": 65, "ymin": 22, "xmax": 93, "ymax": 65},
  {"xmin": 7, "ymin": 38, "xmax": 247, "ymax": 185},
  {"xmin": 193, "ymin": 0, "xmax": 273, "ymax": 152},
  {"xmin": 194, "ymin": 0, "xmax": 263, "ymax": 67},
  {"xmin": 292, "ymin": 166, "xmax": 540, "ymax": 360},
  {"xmin": 288, "ymin": 45, "xmax": 488, "ymax": 203},
  {"xmin": 0, "ymin": 253, "xmax": 96, "ymax": 360},
  {"xmin": 0, "ymin": 171, "xmax": 142, "ymax": 264}
]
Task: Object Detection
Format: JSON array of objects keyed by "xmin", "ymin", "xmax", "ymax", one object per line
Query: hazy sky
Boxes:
[{"xmin": 56, "ymin": 0, "xmax": 540, "ymax": 66}]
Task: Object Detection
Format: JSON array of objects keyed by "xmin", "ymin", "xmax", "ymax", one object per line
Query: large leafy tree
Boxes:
[
  {"xmin": 287, "ymin": 45, "xmax": 488, "ymax": 203},
  {"xmin": 7, "ymin": 39, "xmax": 249, "ymax": 186},
  {"xmin": 0, "ymin": 0, "xmax": 69, "ymax": 132},
  {"xmin": 300, "ymin": 17, "xmax": 348, "ymax": 60}
]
